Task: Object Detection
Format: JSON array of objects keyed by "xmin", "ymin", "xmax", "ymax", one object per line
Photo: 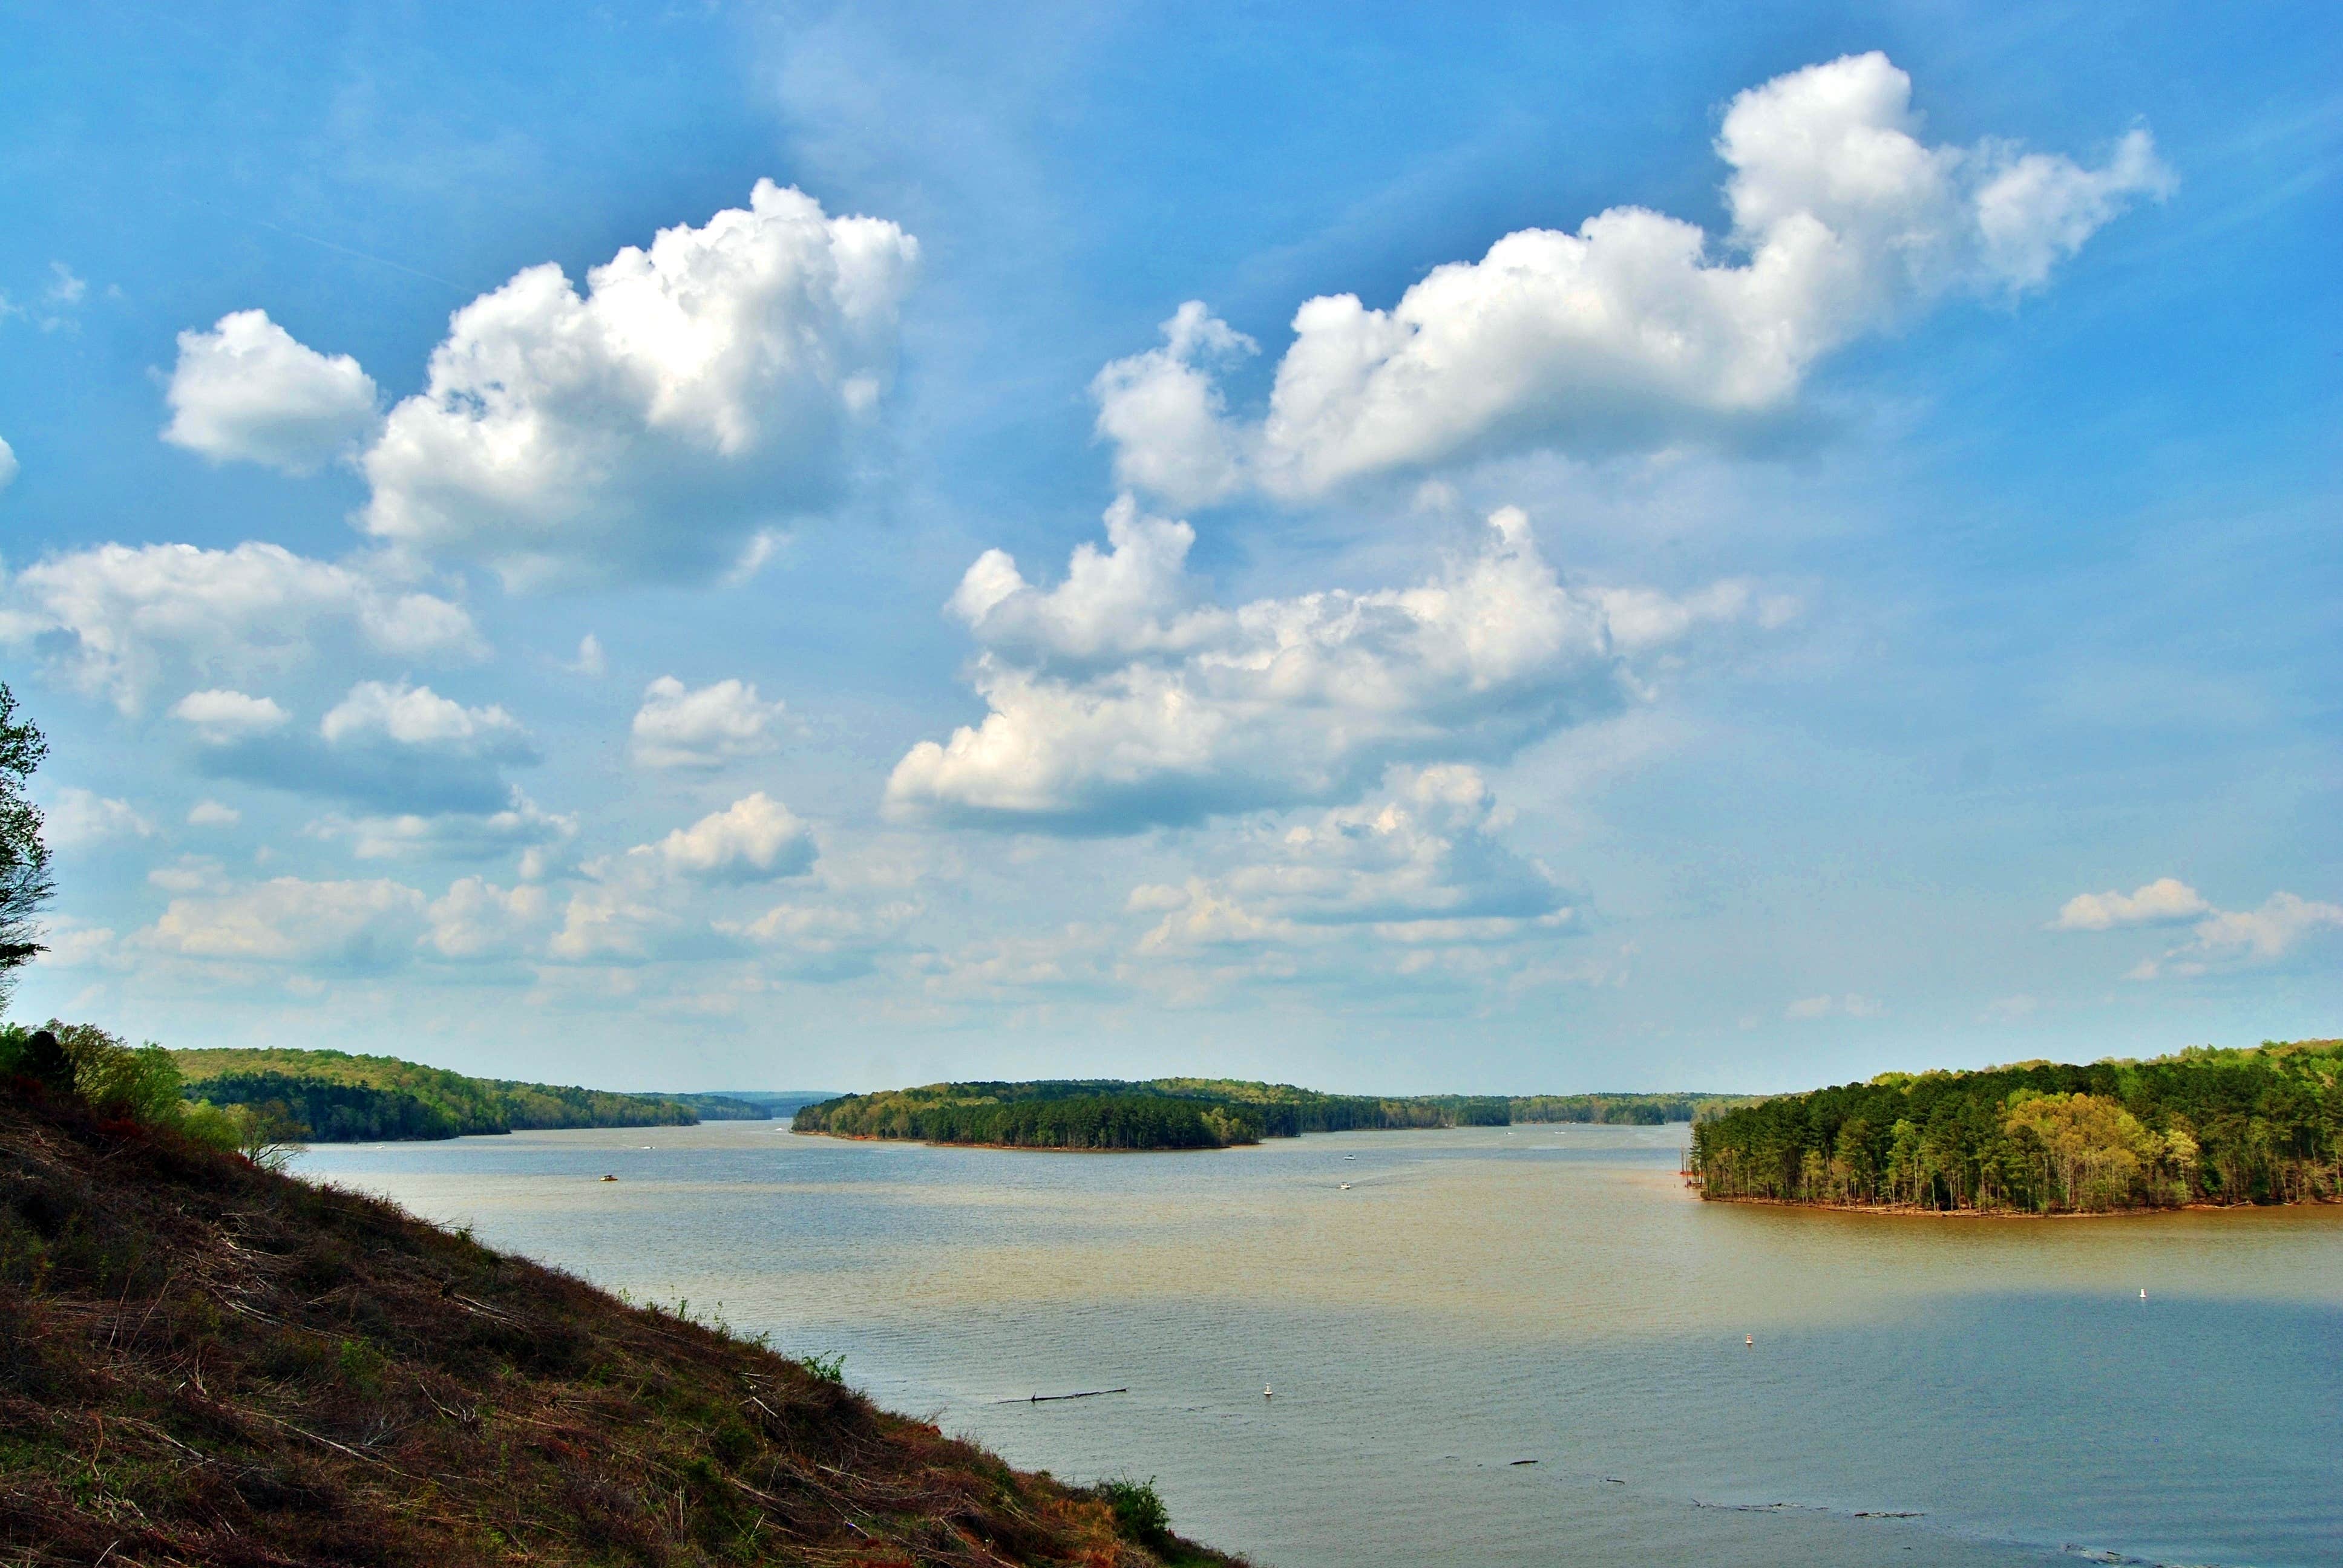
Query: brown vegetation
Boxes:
[{"xmin": 0, "ymin": 1081, "xmax": 1242, "ymax": 1567}]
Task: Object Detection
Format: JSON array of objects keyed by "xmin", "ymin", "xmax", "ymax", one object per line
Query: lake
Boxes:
[{"xmin": 297, "ymin": 1120, "xmax": 2343, "ymax": 1567}]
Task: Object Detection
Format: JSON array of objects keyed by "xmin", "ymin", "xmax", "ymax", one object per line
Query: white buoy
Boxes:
[
  {"xmin": 1264, "ymin": 1385, "xmax": 1274, "ymax": 1399},
  {"xmin": 2140, "ymin": 1288, "xmax": 2148, "ymax": 1300}
]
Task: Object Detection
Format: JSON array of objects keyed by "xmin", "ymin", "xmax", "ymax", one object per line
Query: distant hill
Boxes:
[
  {"xmin": 172, "ymin": 1048, "xmax": 747, "ymax": 1142},
  {"xmin": 1689, "ymin": 1039, "xmax": 2343, "ymax": 1213},
  {"xmin": 672, "ymin": 1089, "xmax": 844, "ymax": 1120},
  {"xmin": 794, "ymin": 1078, "xmax": 1749, "ymax": 1151}
]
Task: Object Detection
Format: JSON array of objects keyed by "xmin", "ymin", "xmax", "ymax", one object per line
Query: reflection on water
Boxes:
[{"xmin": 300, "ymin": 1122, "xmax": 2343, "ymax": 1567}]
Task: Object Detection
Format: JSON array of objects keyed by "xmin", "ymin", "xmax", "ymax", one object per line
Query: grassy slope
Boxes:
[
  {"xmin": 0, "ymin": 1086, "xmax": 1242, "ymax": 1567},
  {"xmin": 172, "ymin": 1048, "xmax": 716, "ymax": 1137}
]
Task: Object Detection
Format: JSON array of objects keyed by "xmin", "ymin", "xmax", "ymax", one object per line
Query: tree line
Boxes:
[
  {"xmin": 1689, "ymin": 1040, "xmax": 2343, "ymax": 1212},
  {"xmin": 173, "ymin": 1048, "xmax": 707, "ymax": 1142},
  {"xmin": 795, "ymin": 1079, "xmax": 1749, "ymax": 1151}
]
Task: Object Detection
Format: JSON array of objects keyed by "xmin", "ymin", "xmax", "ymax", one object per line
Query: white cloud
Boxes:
[
  {"xmin": 1090, "ymin": 302, "xmax": 1257, "ymax": 506},
  {"xmin": 142, "ymin": 876, "xmax": 428, "ymax": 969},
  {"xmin": 1785, "ymin": 993, "xmax": 1886, "ymax": 1021},
  {"xmin": 162, "ymin": 309, "xmax": 380, "ymax": 474},
  {"xmin": 189, "ymin": 681, "xmax": 537, "ymax": 818},
  {"xmin": 630, "ymin": 676, "xmax": 786, "ymax": 769},
  {"xmin": 888, "ymin": 503, "xmax": 1763, "ymax": 831},
  {"xmin": 0, "ymin": 435, "xmax": 16, "ymax": 492},
  {"xmin": 186, "ymin": 799, "xmax": 241, "ymax": 828},
  {"xmin": 721, "ymin": 897, "xmax": 919, "ymax": 979},
  {"xmin": 569, "ymin": 633, "xmax": 607, "ymax": 677},
  {"xmin": 1131, "ymin": 766, "xmax": 1563, "ymax": 952},
  {"xmin": 1097, "ymin": 54, "xmax": 2170, "ymax": 505},
  {"xmin": 2125, "ymin": 892, "xmax": 2343, "ymax": 980},
  {"xmin": 0, "ymin": 541, "xmax": 482, "ymax": 713},
  {"xmin": 43, "ymin": 788, "xmax": 156, "ymax": 849},
  {"xmin": 653, "ymin": 792, "xmax": 817, "ymax": 883},
  {"xmin": 34, "ymin": 916, "xmax": 116, "ymax": 969},
  {"xmin": 359, "ymin": 180, "xmax": 919, "ymax": 588},
  {"xmin": 306, "ymin": 791, "xmax": 575, "ymax": 862},
  {"xmin": 2051, "ymin": 876, "xmax": 2209, "ymax": 930},
  {"xmin": 170, "ymin": 689, "xmax": 290, "ymax": 743},
  {"xmin": 425, "ymin": 877, "xmax": 552, "ymax": 960},
  {"xmin": 320, "ymin": 680, "xmax": 532, "ymax": 760},
  {"xmin": 546, "ymin": 881, "xmax": 679, "ymax": 965}
]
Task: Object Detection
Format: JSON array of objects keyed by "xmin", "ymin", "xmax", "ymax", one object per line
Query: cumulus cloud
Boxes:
[
  {"xmin": 162, "ymin": 309, "xmax": 380, "ymax": 474},
  {"xmin": 1096, "ymin": 54, "xmax": 2171, "ymax": 505},
  {"xmin": 719, "ymin": 898, "xmax": 919, "ymax": 980},
  {"xmin": 142, "ymin": 877, "xmax": 428, "ymax": 969},
  {"xmin": 0, "ymin": 435, "xmax": 16, "ymax": 492},
  {"xmin": 359, "ymin": 180, "xmax": 919, "ymax": 588},
  {"xmin": 44, "ymin": 788, "xmax": 156, "ymax": 849},
  {"xmin": 2051, "ymin": 876, "xmax": 2209, "ymax": 930},
  {"xmin": 652, "ymin": 792, "xmax": 817, "ymax": 883},
  {"xmin": 0, "ymin": 541, "xmax": 482, "ymax": 713},
  {"xmin": 186, "ymin": 800, "xmax": 241, "ymax": 828},
  {"xmin": 1130, "ymin": 766, "xmax": 1563, "ymax": 955},
  {"xmin": 191, "ymin": 681, "xmax": 537, "ymax": 817},
  {"xmin": 170, "ymin": 689, "xmax": 290, "ymax": 743},
  {"xmin": 888, "ymin": 502, "xmax": 1764, "ymax": 832},
  {"xmin": 1090, "ymin": 302, "xmax": 1257, "ymax": 506},
  {"xmin": 306, "ymin": 791, "xmax": 575, "ymax": 863},
  {"xmin": 425, "ymin": 878, "xmax": 552, "ymax": 961},
  {"xmin": 630, "ymin": 676, "xmax": 787, "ymax": 769},
  {"xmin": 320, "ymin": 680, "xmax": 532, "ymax": 759},
  {"xmin": 2115, "ymin": 891, "xmax": 2343, "ymax": 980}
]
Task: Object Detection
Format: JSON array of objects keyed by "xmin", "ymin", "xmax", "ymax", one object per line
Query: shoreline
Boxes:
[
  {"xmin": 1687, "ymin": 1185, "xmax": 2343, "ymax": 1219},
  {"xmin": 792, "ymin": 1126, "xmax": 1251, "ymax": 1153}
]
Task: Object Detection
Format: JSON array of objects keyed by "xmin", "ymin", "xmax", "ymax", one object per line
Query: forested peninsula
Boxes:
[
  {"xmin": 794, "ymin": 1079, "xmax": 1743, "ymax": 1151},
  {"xmin": 1689, "ymin": 1039, "xmax": 2343, "ymax": 1214},
  {"xmin": 1, "ymin": 1028, "xmax": 1238, "ymax": 1566},
  {"xmin": 171, "ymin": 1045, "xmax": 771, "ymax": 1143}
]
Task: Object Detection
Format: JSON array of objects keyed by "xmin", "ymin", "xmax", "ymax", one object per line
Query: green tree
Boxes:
[{"xmin": 0, "ymin": 682, "xmax": 54, "ymax": 1013}]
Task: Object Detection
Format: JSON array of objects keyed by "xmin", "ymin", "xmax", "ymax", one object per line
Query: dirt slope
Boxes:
[{"xmin": 0, "ymin": 1085, "xmax": 1243, "ymax": 1567}]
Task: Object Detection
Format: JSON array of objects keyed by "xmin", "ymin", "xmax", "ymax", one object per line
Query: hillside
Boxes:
[
  {"xmin": 173, "ymin": 1048, "xmax": 758, "ymax": 1142},
  {"xmin": 0, "ymin": 1057, "xmax": 1241, "ymax": 1566},
  {"xmin": 795, "ymin": 1078, "xmax": 1746, "ymax": 1151},
  {"xmin": 1689, "ymin": 1038, "xmax": 2343, "ymax": 1213}
]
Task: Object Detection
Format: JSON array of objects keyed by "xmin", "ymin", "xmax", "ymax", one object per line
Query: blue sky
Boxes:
[{"xmin": 2, "ymin": 1, "xmax": 2336, "ymax": 1094}]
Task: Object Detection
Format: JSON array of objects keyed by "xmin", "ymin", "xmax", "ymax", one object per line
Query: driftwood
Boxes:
[{"xmin": 994, "ymin": 1387, "xmax": 1130, "ymax": 1405}]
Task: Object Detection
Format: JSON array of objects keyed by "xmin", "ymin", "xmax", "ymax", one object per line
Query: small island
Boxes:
[
  {"xmin": 1689, "ymin": 1038, "xmax": 2341, "ymax": 1214},
  {"xmin": 793, "ymin": 1078, "xmax": 1745, "ymax": 1151}
]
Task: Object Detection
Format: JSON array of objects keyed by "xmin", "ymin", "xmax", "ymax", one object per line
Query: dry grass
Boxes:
[{"xmin": 0, "ymin": 1083, "xmax": 1247, "ymax": 1568}]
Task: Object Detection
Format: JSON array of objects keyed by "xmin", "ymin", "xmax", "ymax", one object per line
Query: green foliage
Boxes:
[
  {"xmin": 174, "ymin": 1047, "xmax": 704, "ymax": 1142},
  {"xmin": 1, "ymin": 1019, "xmax": 244, "ymax": 1155},
  {"xmin": 1510, "ymin": 1091, "xmax": 1748, "ymax": 1125},
  {"xmin": 0, "ymin": 681, "xmax": 54, "ymax": 1008},
  {"xmin": 795, "ymin": 1076, "xmax": 1748, "ymax": 1151},
  {"xmin": 802, "ymin": 1351, "xmax": 845, "ymax": 1384},
  {"xmin": 1096, "ymin": 1475, "xmax": 1173, "ymax": 1548},
  {"xmin": 1689, "ymin": 1039, "xmax": 2343, "ymax": 1212}
]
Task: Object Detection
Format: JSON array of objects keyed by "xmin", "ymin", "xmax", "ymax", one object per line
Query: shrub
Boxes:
[{"xmin": 1096, "ymin": 1476, "xmax": 1171, "ymax": 1547}]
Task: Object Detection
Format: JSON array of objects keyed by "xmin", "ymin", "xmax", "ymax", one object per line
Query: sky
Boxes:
[{"xmin": 1, "ymin": 1, "xmax": 2336, "ymax": 1096}]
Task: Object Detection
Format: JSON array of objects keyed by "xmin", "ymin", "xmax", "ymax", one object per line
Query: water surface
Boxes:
[{"xmin": 299, "ymin": 1122, "xmax": 2343, "ymax": 1567}]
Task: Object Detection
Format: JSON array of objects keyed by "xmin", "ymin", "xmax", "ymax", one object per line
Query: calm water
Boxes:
[{"xmin": 298, "ymin": 1122, "xmax": 2343, "ymax": 1567}]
